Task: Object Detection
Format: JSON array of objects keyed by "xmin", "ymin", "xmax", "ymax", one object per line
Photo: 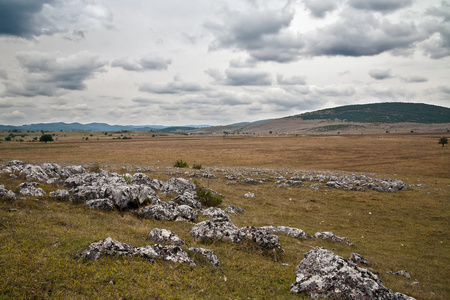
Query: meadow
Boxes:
[{"xmin": 0, "ymin": 132, "xmax": 449, "ymax": 299}]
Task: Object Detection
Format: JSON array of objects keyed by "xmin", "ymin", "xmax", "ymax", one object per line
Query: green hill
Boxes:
[{"xmin": 293, "ymin": 103, "xmax": 450, "ymax": 123}]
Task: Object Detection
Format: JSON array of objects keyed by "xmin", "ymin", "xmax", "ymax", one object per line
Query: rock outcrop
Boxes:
[
  {"xmin": 0, "ymin": 185, "xmax": 18, "ymax": 200},
  {"xmin": 18, "ymin": 182, "xmax": 46, "ymax": 197},
  {"xmin": 262, "ymin": 226, "xmax": 312, "ymax": 240},
  {"xmin": 136, "ymin": 201, "xmax": 198, "ymax": 221},
  {"xmin": 290, "ymin": 248, "xmax": 415, "ymax": 299},
  {"xmin": 148, "ymin": 228, "xmax": 185, "ymax": 246}
]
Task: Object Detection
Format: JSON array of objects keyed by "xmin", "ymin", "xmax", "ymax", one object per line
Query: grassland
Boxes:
[{"xmin": 0, "ymin": 132, "xmax": 449, "ymax": 299}]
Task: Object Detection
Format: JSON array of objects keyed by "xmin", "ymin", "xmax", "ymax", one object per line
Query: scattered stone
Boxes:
[
  {"xmin": 148, "ymin": 228, "xmax": 185, "ymax": 246},
  {"xmin": 172, "ymin": 191, "xmax": 202, "ymax": 209},
  {"xmin": 21, "ymin": 164, "xmax": 49, "ymax": 182},
  {"xmin": 202, "ymin": 207, "xmax": 232, "ymax": 222},
  {"xmin": 163, "ymin": 177, "xmax": 196, "ymax": 195},
  {"xmin": 86, "ymin": 199, "xmax": 115, "ymax": 211},
  {"xmin": 387, "ymin": 270, "xmax": 412, "ymax": 280},
  {"xmin": 18, "ymin": 182, "xmax": 46, "ymax": 197},
  {"xmin": 262, "ymin": 226, "xmax": 312, "ymax": 239},
  {"xmin": 76, "ymin": 237, "xmax": 195, "ymax": 265},
  {"xmin": 0, "ymin": 185, "xmax": 18, "ymax": 200},
  {"xmin": 136, "ymin": 201, "xmax": 198, "ymax": 221},
  {"xmin": 243, "ymin": 178, "xmax": 260, "ymax": 184},
  {"xmin": 244, "ymin": 192, "xmax": 256, "ymax": 198},
  {"xmin": 49, "ymin": 189, "xmax": 70, "ymax": 201},
  {"xmin": 313, "ymin": 231, "xmax": 354, "ymax": 246},
  {"xmin": 238, "ymin": 226, "xmax": 283, "ymax": 253},
  {"xmin": 349, "ymin": 253, "xmax": 371, "ymax": 266},
  {"xmin": 225, "ymin": 204, "xmax": 245, "ymax": 215},
  {"xmin": 290, "ymin": 248, "xmax": 415, "ymax": 299},
  {"xmin": 189, "ymin": 247, "xmax": 221, "ymax": 267}
]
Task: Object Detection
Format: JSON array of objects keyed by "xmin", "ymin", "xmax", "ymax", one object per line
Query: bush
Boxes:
[
  {"xmin": 39, "ymin": 134, "xmax": 53, "ymax": 143},
  {"xmin": 173, "ymin": 160, "xmax": 189, "ymax": 168},
  {"xmin": 195, "ymin": 182, "xmax": 223, "ymax": 207},
  {"xmin": 193, "ymin": 164, "xmax": 202, "ymax": 170}
]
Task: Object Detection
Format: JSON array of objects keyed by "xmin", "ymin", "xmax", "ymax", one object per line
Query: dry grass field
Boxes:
[{"xmin": 0, "ymin": 132, "xmax": 449, "ymax": 299}]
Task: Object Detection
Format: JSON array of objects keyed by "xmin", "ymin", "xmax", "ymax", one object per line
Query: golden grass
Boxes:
[{"xmin": 0, "ymin": 132, "xmax": 449, "ymax": 299}]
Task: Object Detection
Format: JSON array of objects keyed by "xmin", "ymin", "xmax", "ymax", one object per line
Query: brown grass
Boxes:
[{"xmin": 0, "ymin": 132, "xmax": 449, "ymax": 299}]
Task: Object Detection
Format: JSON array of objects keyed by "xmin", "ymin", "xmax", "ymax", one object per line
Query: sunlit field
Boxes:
[{"xmin": 0, "ymin": 132, "xmax": 449, "ymax": 299}]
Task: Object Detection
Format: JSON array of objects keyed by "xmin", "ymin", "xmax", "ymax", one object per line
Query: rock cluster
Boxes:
[
  {"xmin": 0, "ymin": 184, "xmax": 18, "ymax": 200},
  {"xmin": 290, "ymin": 248, "xmax": 415, "ymax": 299},
  {"xmin": 148, "ymin": 228, "xmax": 185, "ymax": 246}
]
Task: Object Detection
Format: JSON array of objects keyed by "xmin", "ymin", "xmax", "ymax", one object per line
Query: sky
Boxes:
[{"xmin": 0, "ymin": 0, "xmax": 449, "ymax": 126}]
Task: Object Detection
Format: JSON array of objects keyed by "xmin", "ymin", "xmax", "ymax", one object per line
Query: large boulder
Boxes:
[
  {"xmin": 18, "ymin": 182, "xmax": 46, "ymax": 197},
  {"xmin": 290, "ymin": 248, "xmax": 414, "ymax": 299},
  {"xmin": 21, "ymin": 164, "xmax": 49, "ymax": 182}
]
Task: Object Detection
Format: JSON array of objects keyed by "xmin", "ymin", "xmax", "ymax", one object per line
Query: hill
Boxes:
[{"xmin": 193, "ymin": 103, "xmax": 450, "ymax": 135}]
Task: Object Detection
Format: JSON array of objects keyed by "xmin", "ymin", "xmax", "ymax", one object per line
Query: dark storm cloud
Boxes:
[
  {"xmin": 3, "ymin": 51, "xmax": 107, "ymax": 97},
  {"xmin": 0, "ymin": 0, "xmax": 55, "ymax": 38},
  {"xmin": 305, "ymin": 9, "xmax": 423, "ymax": 57},
  {"xmin": 304, "ymin": 0, "xmax": 340, "ymax": 18},
  {"xmin": 368, "ymin": 69, "xmax": 394, "ymax": 80},
  {"xmin": 348, "ymin": 0, "xmax": 413, "ymax": 13},
  {"xmin": 206, "ymin": 9, "xmax": 305, "ymax": 63},
  {"xmin": 111, "ymin": 56, "xmax": 172, "ymax": 72},
  {"xmin": 139, "ymin": 77, "xmax": 207, "ymax": 94}
]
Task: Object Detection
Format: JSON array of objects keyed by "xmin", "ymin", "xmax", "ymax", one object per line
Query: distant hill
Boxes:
[
  {"xmin": 193, "ymin": 102, "xmax": 450, "ymax": 135},
  {"xmin": 293, "ymin": 102, "xmax": 450, "ymax": 123},
  {"xmin": 0, "ymin": 122, "xmax": 209, "ymax": 132}
]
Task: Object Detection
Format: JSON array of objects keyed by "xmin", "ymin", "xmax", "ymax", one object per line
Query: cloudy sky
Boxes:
[{"xmin": 0, "ymin": 0, "xmax": 449, "ymax": 126}]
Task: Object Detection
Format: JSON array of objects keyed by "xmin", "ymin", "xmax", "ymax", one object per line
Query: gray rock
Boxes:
[
  {"xmin": 172, "ymin": 191, "xmax": 202, "ymax": 209},
  {"xmin": 0, "ymin": 184, "xmax": 18, "ymax": 200},
  {"xmin": 387, "ymin": 270, "xmax": 412, "ymax": 280},
  {"xmin": 148, "ymin": 228, "xmax": 185, "ymax": 246},
  {"xmin": 77, "ymin": 237, "xmax": 195, "ymax": 265},
  {"xmin": 18, "ymin": 182, "xmax": 46, "ymax": 197},
  {"xmin": 290, "ymin": 248, "xmax": 415, "ymax": 299},
  {"xmin": 238, "ymin": 226, "xmax": 283, "ymax": 253},
  {"xmin": 177, "ymin": 204, "xmax": 198, "ymax": 221},
  {"xmin": 244, "ymin": 192, "xmax": 256, "ymax": 198},
  {"xmin": 21, "ymin": 164, "xmax": 49, "ymax": 182},
  {"xmin": 349, "ymin": 253, "xmax": 371, "ymax": 266},
  {"xmin": 314, "ymin": 231, "xmax": 354, "ymax": 246},
  {"xmin": 49, "ymin": 189, "xmax": 70, "ymax": 201},
  {"xmin": 225, "ymin": 204, "xmax": 245, "ymax": 215},
  {"xmin": 61, "ymin": 165, "xmax": 85, "ymax": 178},
  {"xmin": 202, "ymin": 207, "xmax": 232, "ymax": 222},
  {"xmin": 42, "ymin": 163, "xmax": 64, "ymax": 178},
  {"xmin": 136, "ymin": 201, "xmax": 197, "ymax": 221},
  {"xmin": 86, "ymin": 199, "xmax": 115, "ymax": 211},
  {"xmin": 5, "ymin": 160, "xmax": 25, "ymax": 173},
  {"xmin": 163, "ymin": 177, "xmax": 196, "ymax": 195},
  {"xmin": 189, "ymin": 247, "xmax": 221, "ymax": 267},
  {"xmin": 262, "ymin": 226, "xmax": 312, "ymax": 239}
]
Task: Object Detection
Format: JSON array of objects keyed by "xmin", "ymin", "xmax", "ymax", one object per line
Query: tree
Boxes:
[
  {"xmin": 438, "ymin": 137, "xmax": 448, "ymax": 147},
  {"xmin": 39, "ymin": 134, "xmax": 53, "ymax": 143}
]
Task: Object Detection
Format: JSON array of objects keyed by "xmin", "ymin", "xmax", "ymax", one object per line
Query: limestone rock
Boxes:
[
  {"xmin": 163, "ymin": 177, "xmax": 196, "ymax": 195},
  {"xmin": 86, "ymin": 199, "xmax": 115, "ymax": 211},
  {"xmin": 202, "ymin": 207, "xmax": 232, "ymax": 222},
  {"xmin": 387, "ymin": 270, "xmax": 412, "ymax": 280},
  {"xmin": 290, "ymin": 248, "xmax": 415, "ymax": 299},
  {"xmin": 18, "ymin": 182, "xmax": 46, "ymax": 197},
  {"xmin": 262, "ymin": 226, "xmax": 312, "ymax": 240},
  {"xmin": 238, "ymin": 226, "xmax": 283, "ymax": 253},
  {"xmin": 349, "ymin": 253, "xmax": 371, "ymax": 266},
  {"xmin": 21, "ymin": 164, "xmax": 49, "ymax": 182},
  {"xmin": 225, "ymin": 204, "xmax": 245, "ymax": 215},
  {"xmin": 136, "ymin": 201, "xmax": 197, "ymax": 221},
  {"xmin": 172, "ymin": 191, "xmax": 202, "ymax": 209},
  {"xmin": 314, "ymin": 231, "xmax": 354, "ymax": 246},
  {"xmin": 0, "ymin": 185, "xmax": 18, "ymax": 200},
  {"xmin": 148, "ymin": 228, "xmax": 185, "ymax": 246},
  {"xmin": 49, "ymin": 189, "xmax": 70, "ymax": 201},
  {"xmin": 189, "ymin": 247, "xmax": 221, "ymax": 267}
]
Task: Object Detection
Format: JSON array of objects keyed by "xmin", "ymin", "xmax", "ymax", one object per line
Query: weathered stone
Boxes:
[
  {"xmin": 136, "ymin": 201, "xmax": 197, "ymax": 221},
  {"xmin": 177, "ymin": 204, "xmax": 198, "ymax": 221},
  {"xmin": 238, "ymin": 226, "xmax": 283, "ymax": 253},
  {"xmin": 244, "ymin": 192, "xmax": 256, "ymax": 198},
  {"xmin": 189, "ymin": 247, "xmax": 221, "ymax": 267},
  {"xmin": 191, "ymin": 218, "xmax": 240, "ymax": 243},
  {"xmin": 290, "ymin": 248, "xmax": 415, "ymax": 299},
  {"xmin": 61, "ymin": 165, "xmax": 85, "ymax": 178},
  {"xmin": 163, "ymin": 177, "xmax": 196, "ymax": 195},
  {"xmin": 49, "ymin": 189, "xmax": 70, "ymax": 201},
  {"xmin": 202, "ymin": 207, "xmax": 232, "ymax": 222},
  {"xmin": 349, "ymin": 253, "xmax": 371, "ymax": 266},
  {"xmin": 225, "ymin": 204, "xmax": 245, "ymax": 215},
  {"xmin": 18, "ymin": 182, "xmax": 46, "ymax": 197},
  {"xmin": 148, "ymin": 228, "xmax": 185, "ymax": 246},
  {"xmin": 314, "ymin": 231, "xmax": 354, "ymax": 246},
  {"xmin": 86, "ymin": 199, "xmax": 115, "ymax": 211},
  {"xmin": 172, "ymin": 191, "xmax": 202, "ymax": 209},
  {"xmin": 0, "ymin": 185, "xmax": 18, "ymax": 200},
  {"xmin": 77, "ymin": 237, "xmax": 195, "ymax": 265},
  {"xmin": 387, "ymin": 270, "xmax": 412, "ymax": 280},
  {"xmin": 21, "ymin": 164, "xmax": 49, "ymax": 182},
  {"xmin": 5, "ymin": 160, "xmax": 25, "ymax": 173},
  {"xmin": 42, "ymin": 163, "xmax": 64, "ymax": 178},
  {"xmin": 262, "ymin": 226, "xmax": 312, "ymax": 239}
]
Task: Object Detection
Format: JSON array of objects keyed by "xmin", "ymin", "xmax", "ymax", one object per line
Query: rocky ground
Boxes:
[{"xmin": 0, "ymin": 160, "xmax": 422, "ymax": 299}]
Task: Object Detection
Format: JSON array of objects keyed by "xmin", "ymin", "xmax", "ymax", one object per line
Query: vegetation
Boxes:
[
  {"xmin": 193, "ymin": 164, "xmax": 202, "ymax": 170},
  {"xmin": 39, "ymin": 134, "xmax": 54, "ymax": 143},
  {"xmin": 173, "ymin": 160, "xmax": 189, "ymax": 168},
  {"xmin": 309, "ymin": 124, "xmax": 366, "ymax": 132},
  {"xmin": 439, "ymin": 137, "xmax": 448, "ymax": 147},
  {"xmin": 296, "ymin": 102, "xmax": 450, "ymax": 123},
  {"xmin": 0, "ymin": 134, "xmax": 448, "ymax": 299},
  {"xmin": 195, "ymin": 182, "xmax": 223, "ymax": 207}
]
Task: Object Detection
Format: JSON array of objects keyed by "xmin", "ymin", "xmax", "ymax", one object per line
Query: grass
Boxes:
[{"xmin": 0, "ymin": 133, "xmax": 449, "ymax": 299}]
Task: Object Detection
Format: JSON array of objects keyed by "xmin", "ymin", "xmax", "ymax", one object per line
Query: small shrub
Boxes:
[
  {"xmin": 174, "ymin": 160, "xmax": 189, "ymax": 168},
  {"xmin": 122, "ymin": 174, "xmax": 132, "ymax": 184},
  {"xmin": 195, "ymin": 182, "xmax": 223, "ymax": 207},
  {"xmin": 193, "ymin": 164, "xmax": 202, "ymax": 170},
  {"xmin": 39, "ymin": 134, "xmax": 53, "ymax": 143}
]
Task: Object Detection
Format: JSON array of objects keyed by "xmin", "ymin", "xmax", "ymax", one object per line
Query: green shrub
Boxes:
[
  {"xmin": 174, "ymin": 160, "xmax": 189, "ymax": 168},
  {"xmin": 195, "ymin": 182, "xmax": 223, "ymax": 207},
  {"xmin": 122, "ymin": 174, "xmax": 132, "ymax": 184},
  {"xmin": 39, "ymin": 134, "xmax": 53, "ymax": 143},
  {"xmin": 193, "ymin": 164, "xmax": 202, "ymax": 170}
]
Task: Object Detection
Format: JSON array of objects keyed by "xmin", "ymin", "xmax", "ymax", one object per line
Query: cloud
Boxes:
[
  {"xmin": 368, "ymin": 69, "xmax": 394, "ymax": 80},
  {"xmin": 206, "ymin": 68, "xmax": 272, "ymax": 86},
  {"xmin": 305, "ymin": 9, "xmax": 423, "ymax": 57},
  {"xmin": 348, "ymin": 0, "xmax": 413, "ymax": 13},
  {"xmin": 0, "ymin": 110, "xmax": 27, "ymax": 122},
  {"xmin": 421, "ymin": 2, "xmax": 450, "ymax": 59},
  {"xmin": 0, "ymin": 0, "xmax": 113, "ymax": 39},
  {"xmin": 111, "ymin": 56, "xmax": 172, "ymax": 71},
  {"xmin": 400, "ymin": 75, "xmax": 428, "ymax": 83},
  {"xmin": 206, "ymin": 8, "xmax": 305, "ymax": 63},
  {"xmin": 139, "ymin": 76, "xmax": 207, "ymax": 94},
  {"xmin": 2, "ymin": 51, "xmax": 107, "ymax": 97},
  {"xmin": 277, "ymin": 74, "xmax": 307, "ymax": 85},
  {"xmin": 304, "ymin": 0, "xmax": 341, "ymax": 18}
]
